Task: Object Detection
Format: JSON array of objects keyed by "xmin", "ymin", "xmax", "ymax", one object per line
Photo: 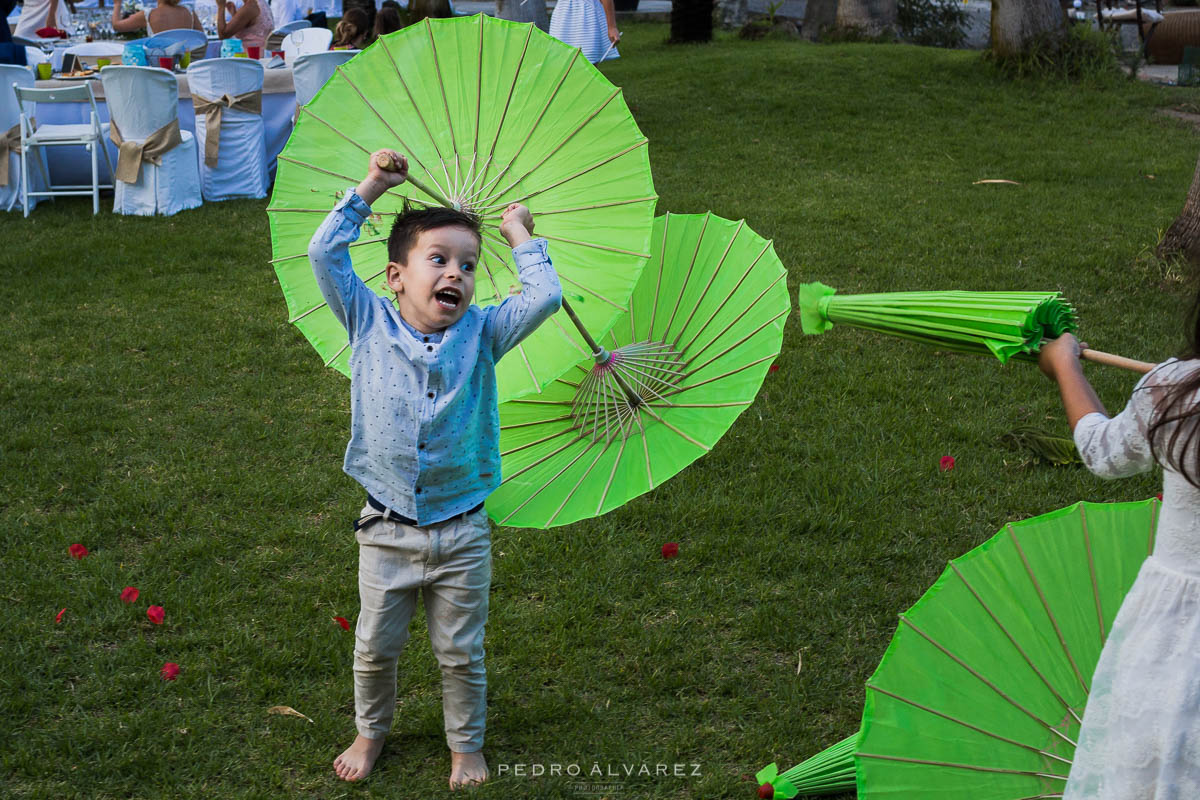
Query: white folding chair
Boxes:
[
  {"xmin": 187, "ymin": 57, "xmax": 267, "ymax": 201},
  {"xmin": 13, "ymin": 81, "xmax": 114, "ymax": 216},
  {"xmin": 144, "ymin": 29, "xmax": 208, "ymax": 65},
  {"xmin": 0, "ymin": 63, "xmax": 49, "ymax": 213},
  {"xmin": 282, "ymin": 27, "xmax": 334, "ymax": 63},
  {"xmin": 99, "ymin": 65, "xmax": 202, "ymax": 216},
  {"xmin": 266, "ymin": 18, "xmax": 311, "ymax": 50},
  {"xmin": 292, "ymin": 49, "xmax": 356, "ymax": 107}
]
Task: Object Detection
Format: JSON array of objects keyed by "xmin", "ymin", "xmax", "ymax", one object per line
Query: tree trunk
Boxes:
[
  {"xmin": 990, "ymin": 0, "xmax": 1065, "ymax": 57},
  {"xmin": 837, "ymin": 0, "xmax": 896, "ymax": 35},
  {"xmin": 495, "ymin": 0, "xmax": 549, "ymax": 32},
  {"xmin": 802, "ymin": 0, "xmax": 837, "ymax": 39},
  {"xmin": 669, "ymin": 0, "xmax": 713, "ymax": 42},
  {"xmin": 1159, "ymin": 151, "xmax": 1200, "ymax": 264}
]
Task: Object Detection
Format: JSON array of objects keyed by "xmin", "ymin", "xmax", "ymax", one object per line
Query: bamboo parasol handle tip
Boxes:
[{"xmin": 375, "ymin": 153, "xmax": 401, "ymax": 172}]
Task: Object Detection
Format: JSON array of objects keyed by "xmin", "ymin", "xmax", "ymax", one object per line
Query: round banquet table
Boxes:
[{"xmin": 32, "ymin": 65, "xmax": 295, "ymax": 189}]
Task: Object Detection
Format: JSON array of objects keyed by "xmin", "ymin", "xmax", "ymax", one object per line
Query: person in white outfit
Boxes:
[
  {"xmin": 13, "ymin": 0, "xmax": 70, "ymax": 39},
  {"xmin": 548, "ymin": 0, "xmax": 619, "ymax": 63},
  {"xmin": 1040, "ymin": 313, "xmax": 1200, "ymax": 799}
]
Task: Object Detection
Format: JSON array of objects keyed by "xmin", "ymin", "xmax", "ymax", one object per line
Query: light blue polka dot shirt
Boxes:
[{"xmin": 309, "ymin": 189, "xmax": 563, "ymax": 525}]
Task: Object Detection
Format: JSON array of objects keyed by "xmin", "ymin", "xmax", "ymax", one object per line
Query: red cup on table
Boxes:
[
  {"xmin": 271, "ymin": 50, "xmax": 284, "ymax": 59},
  {"xmin": 246, "ymin": 45, "xmax": 261, "ymax": 59},
  {"xmin": 158, "ymin": 56, "xmax": 173, "ymax": 70}
]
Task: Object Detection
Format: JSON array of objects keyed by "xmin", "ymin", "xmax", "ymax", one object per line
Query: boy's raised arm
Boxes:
[
  {"xmin": 307, "ymin": 151, "xmax": 409, "ymax": 342},
  {"xmin": 488, "ymin": 204, "xmax": 563, "ymax": 359}
]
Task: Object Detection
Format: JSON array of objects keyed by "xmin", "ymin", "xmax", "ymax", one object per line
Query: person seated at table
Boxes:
[
  {"xmin": 216, "ymin": 0, "xmax": 275, "ymax": 51},
  {"xmin": 111, "ymin": 0, "xmax": 204, "ymax": 35},
  {"xmin": 372, "ymin": 5, "xmax": 401, "ymax": 38},
  {"xmin": 331, "ymin": 7, "xmax": 368, "ymax": 49}
]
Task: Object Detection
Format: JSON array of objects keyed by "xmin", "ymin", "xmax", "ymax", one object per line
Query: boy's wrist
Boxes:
[
  {"xmin": 354, "ymin": 177, "xmax": 388, "ymax": 206},
  {"xmin": 501, "ymin": 225, "xmax": 532, "ymax": 248}
]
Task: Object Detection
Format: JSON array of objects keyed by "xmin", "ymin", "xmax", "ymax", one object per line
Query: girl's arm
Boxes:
[
  {"xmin": 111, "ymin": 2, "xmax": 147, "ymax": 32},
  {"xmin": 598, "ymin": 0, "xmax": 619, "ymax": 43},
  {"xmin": 217, "ymin": 0, "xmax": 259, "ymax": 38},
  {"xmin": 1039, "ymin": 333, "xmax": 1108, "ymax": 430}
]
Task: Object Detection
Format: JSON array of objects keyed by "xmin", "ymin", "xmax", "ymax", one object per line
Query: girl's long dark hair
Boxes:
[{"xmin": 1148, "ymin": 288, "xmax": 1200, "ymax": 488}]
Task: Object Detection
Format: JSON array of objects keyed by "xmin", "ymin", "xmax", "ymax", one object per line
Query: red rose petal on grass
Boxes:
[
  {"xmin": 661, "ymin": 542, "xmax": 679, "ymax": 559},
  {"xmin": 1157, "ymin": 492, "xmax": 1164, "ymax": 501},
  {"xmin": 68, "ymin": 543, "xmax": 88, "ymax": 559},
  {"xmin": 160, "ymin": 662, "xmax": 180, "ymax": 681},
  {"xmin": 55, "ymin": 608, "xmax": 66, "ymax": 624},
  {"xmin": 333, "ymin": 616, "xmax": 350, "ymax": 631},
  {"xmin": 146, "ymin": 605, "xmax": 165, "ymax": 625},
  {"xmin": 120, "ymin": 586, "xmax": 140, "ymax": 604},
  {"xmin": 939, "ymin": 455, "xmax": 956, "ymax": 472},
  {"xmin": 758, "ymin": 784, "xmax": 775, "ymax": 799},
  {"xmin": 768, "ymin": 363, "xmax": 780, "ymax": 374}
]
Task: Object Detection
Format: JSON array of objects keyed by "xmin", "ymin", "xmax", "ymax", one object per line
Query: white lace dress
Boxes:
[{"xmin": 1064, "ymin": 358, "xmax": 1200, "ymax": 800}]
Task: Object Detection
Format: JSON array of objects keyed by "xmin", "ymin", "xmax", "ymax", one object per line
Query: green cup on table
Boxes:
[{"xmin": 36, "ymin": 62, "xmax": 52, "ymax": 80}]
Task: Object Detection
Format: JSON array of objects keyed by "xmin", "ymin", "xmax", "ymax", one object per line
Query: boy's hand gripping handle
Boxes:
[{"xmin": 375, "ymin": 153, "xmax": 459, "ymax": 211}]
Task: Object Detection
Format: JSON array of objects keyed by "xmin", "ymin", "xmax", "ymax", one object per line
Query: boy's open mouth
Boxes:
[{"xmin": 435, "ymin": 288, "xmax": 462, "ymax": 310}]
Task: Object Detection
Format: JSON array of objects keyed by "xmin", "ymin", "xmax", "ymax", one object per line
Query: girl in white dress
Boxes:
[
  {"xmin": 548, "ymin": 0, "xmax": 619, "ymax": 63},
  {"xmin": 1040, "ymin": 318, "xmax": 1200, "ymax": 799}
]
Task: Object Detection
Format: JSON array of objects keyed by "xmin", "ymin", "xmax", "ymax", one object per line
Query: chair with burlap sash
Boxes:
[
  {"xmin": 188, "ymin": 58, "xmax": 267, "ymax": 201},
  {"xmin": 10, "ymin": 79, "xmax": 114, "ymax": 217},
  {"xmin": 99, "ymin": 65, "xmax": 201, "ymax": 216},
  {"xmin": 0, "ymin": 63, "xmax": 47, "ymax": 214}
]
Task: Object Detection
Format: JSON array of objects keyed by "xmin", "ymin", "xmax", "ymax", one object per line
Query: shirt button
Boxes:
[
  {"xmin": 418, "ymin": 443, "xmax": 425, "ymax": 450},
  {"xmin": 426, "ymin": 345, "xmax": 433, "ymax": 352},
  {"xmin": 427, "ymin": 392, "xmax": 434, "ymax": 399},
  {"xmin": 415, "ymin": 487, "xmax": 422, "ymax": 494},
  {"xmin": 423, "ymin": 336, "xmax": 429, "ymax": 343}
]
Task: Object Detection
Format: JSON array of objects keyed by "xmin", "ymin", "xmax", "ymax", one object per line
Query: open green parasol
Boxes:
[
  {"xmin": 755, "ymin": 499, "xmax": 1158, "ymax": 800},
  {"xmin": 796, "ymin": 284, "xmax": 1155, "ymax": 372},
  {"xmin": 267, "ymin": 15, "xmax": 657, "ymax": 400},
  {"xmin": 486, "ymin": 212, "xmax": 790, "ymax": 528}
]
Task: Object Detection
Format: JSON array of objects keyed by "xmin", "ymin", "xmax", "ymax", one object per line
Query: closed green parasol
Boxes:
[
  {"xmin": 754, "ymin": 499, "xmax": 1158, "ymax": 800},
  {"xmin": 486, "ymin": 212, "xmax": 790, "ymax": 528},
  {"xmin": 267, "ymin": 15, "xmax": 656, "ymax": 400},
  {"xmin": 796, "ymin": 284, "xmax": 1155, "ymax": 372}
]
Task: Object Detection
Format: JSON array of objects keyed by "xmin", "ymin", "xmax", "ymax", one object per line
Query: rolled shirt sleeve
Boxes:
[
  {"xmin": 308, "ymin": 189, "xmax": 380, "ymax": 344},
  {"xmin": 485, "ymin": 237, "xmax": 563, "ymax": 361}
]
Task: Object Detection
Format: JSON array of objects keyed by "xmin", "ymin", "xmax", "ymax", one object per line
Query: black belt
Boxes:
[{"xmin": 355, "ymin": 494, "xmax": 484, "ymax": 530}]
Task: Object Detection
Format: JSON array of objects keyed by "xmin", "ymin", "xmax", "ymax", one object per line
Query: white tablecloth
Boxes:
[{"xmin": 33, "ymin": 66, "xmax": 294, "ymax": 188}]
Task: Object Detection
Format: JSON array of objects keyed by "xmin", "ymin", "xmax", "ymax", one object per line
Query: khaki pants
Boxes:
[{"xmin": 353, "ymin": 506, "xmax": 491, "ymax": 752}]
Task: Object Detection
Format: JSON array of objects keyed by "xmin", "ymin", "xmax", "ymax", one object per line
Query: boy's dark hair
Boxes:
[{"xmin": 387, "ymin": 204, "xmax": 482, "ymax": 265}]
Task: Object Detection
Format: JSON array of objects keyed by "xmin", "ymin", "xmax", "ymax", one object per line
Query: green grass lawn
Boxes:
[{"xmin": 3, "ymin": 23, "xmax": 1198, "ymax": 799}]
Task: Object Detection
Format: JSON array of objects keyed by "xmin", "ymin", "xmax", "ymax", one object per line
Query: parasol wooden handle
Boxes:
[
  {"xmin": 374, "ymin": 152, "xmax": 458, "ymax": 210},
  {"xmin": 1081, "ymin": 348, "xmax": 1156, "ymax": 374}
]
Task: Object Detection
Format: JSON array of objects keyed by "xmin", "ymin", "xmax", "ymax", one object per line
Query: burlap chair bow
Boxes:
[
  {"xmin": 108, "ymin": 118, "xmax": 184, "ymax": 183},
  {"xmin": 191, "ymin": 89, "xmax": 262, "ymax": 168},
  {"xmin": 0, "ymin": 123, "xmax": 26, "ymax": 186}
]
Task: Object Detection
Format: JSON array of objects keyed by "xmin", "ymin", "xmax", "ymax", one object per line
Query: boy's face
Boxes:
[{"xmin": 385, "ymin": 225, "xmax": 479, "ymax": 334}]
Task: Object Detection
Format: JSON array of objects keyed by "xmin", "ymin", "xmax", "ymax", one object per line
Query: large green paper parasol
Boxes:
[
  {"xmin": 796, "ymin": 284, "xmax": 1155, "ymax": 373},
  {"xmin": 796, "ymin": 283, "xmax": 1078, "ymax": 364},
  {"xmin": 756, "ymin": 499, "xmax": 1157, "ymax": 800},
  {"xmin": 267, "ymin": 16, "xmax": 657, "ymax": 400},
  {"xmin": 486, "ymin": 212, "xmax": 790, "ymax": 528}
]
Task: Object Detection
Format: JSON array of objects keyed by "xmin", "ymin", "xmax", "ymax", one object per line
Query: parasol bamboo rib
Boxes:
[
  {"xmin": 1008, "ymin": 525, "xmax": 1092, "ymax": 695},
  {"xmin": 658, "ymin": 212, "xmax": 708, "ymax": 342},
  {"xmin": 898, "ymin": 616, "xmax": 1078, "ymax": 748},
  {"xmin": 865, "ymin": 683, "xmax": 1074, "ymax": 765},
  {"xmin": 949, "ymin": 563, "xmax": 1084, "ymax": 726},
  {"xmin": 377, "ymin": 34, "xmax": 456, "ymax": 189},
  {"xmin": 334, "ymin": 66, "xmax": 452, "ymax": 203},
  {"xmin": 854, "ymin": 753, "xmax": 1067, "ymax": 781},
  {"xmin": 670, "ymin": 218, "xmax": 744, "ymax": 349},
  {"xmin": 471, "ymin": 47, "xmax": 581, "ymax": 208},
  {"xmin": 477, "ymin": 138, "xmax": 650, "ymax": 213},
  {"xmin": 1080, "ymin": 506, "xmax": 1106, "ymax": 646}
]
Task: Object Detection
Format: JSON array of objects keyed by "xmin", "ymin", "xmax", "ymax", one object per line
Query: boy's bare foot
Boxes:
[
  {"xmin": 449, "ymin": 750, "xmax": 489, "ymax": 790},
  {"xmin": 334, "ymin": 734, "xmax": 385, "ymax": 782}
]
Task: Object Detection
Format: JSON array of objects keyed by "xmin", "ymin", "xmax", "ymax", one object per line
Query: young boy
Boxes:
[{"xmin": 308, "ymin": 150, "xmax": 563, "ymax": 787}]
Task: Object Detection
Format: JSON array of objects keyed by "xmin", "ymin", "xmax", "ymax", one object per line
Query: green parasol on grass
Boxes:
[
  {"xmin": 756, "ymin": 735, "xmax": 857, "ymax": 798},
  {"xmin": 796, "ymin": 283, "xmax": 1155, "ymax": 372},
  {"xmin": 267, "ymin": 15, "xmax": 656, "ymax": 401},
  {"xmin": 755, "ymin": 499, "xmax": 1158, "ymax": 799},
  {"xmin": 486, "ymin": 212, "xmax": 790, "ymax": 528}
]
